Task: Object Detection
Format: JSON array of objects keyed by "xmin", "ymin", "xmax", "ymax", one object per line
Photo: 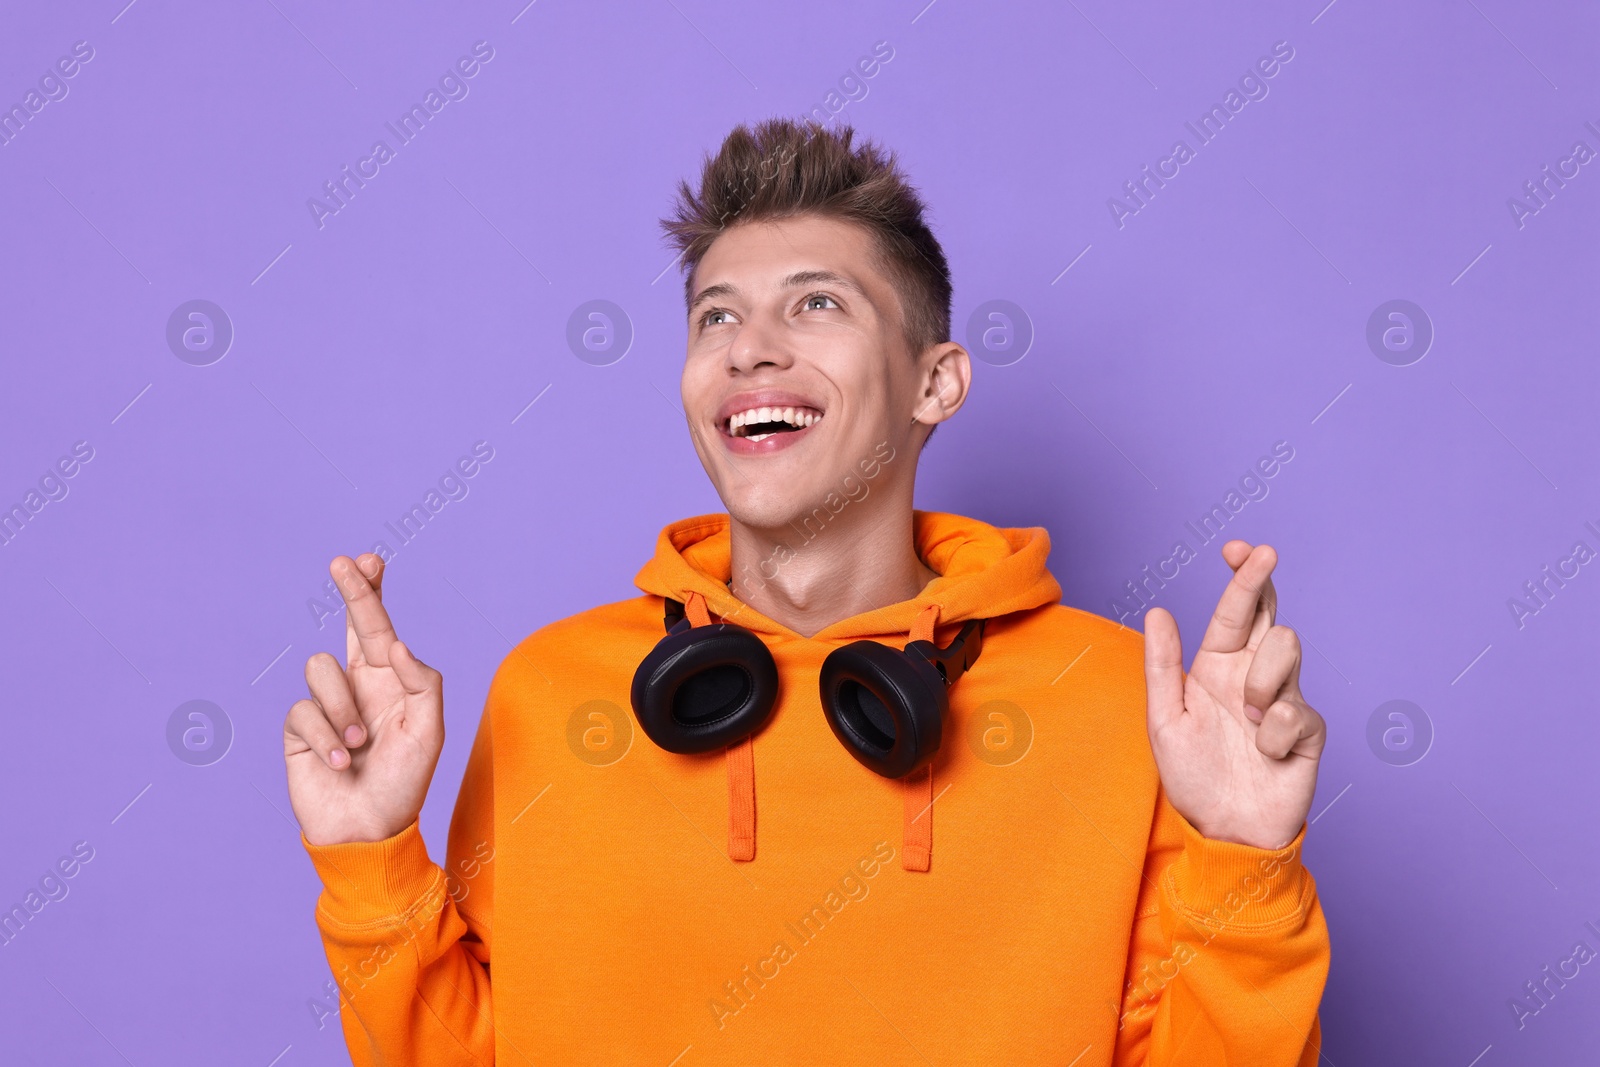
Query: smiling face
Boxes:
[{"xmin": 680, "ymin": 214, "xmax": 968, "ymax": 531}]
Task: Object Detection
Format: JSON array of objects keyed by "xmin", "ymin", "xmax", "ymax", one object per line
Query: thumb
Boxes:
[{"xmin": 1142, "ymin": 607, "xmax": 1186, "ymax": 734}]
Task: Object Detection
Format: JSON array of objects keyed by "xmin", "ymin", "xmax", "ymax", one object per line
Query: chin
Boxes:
[{"xmin": 718, "ymin": 481, "xmax": 818, "ymax": 533}]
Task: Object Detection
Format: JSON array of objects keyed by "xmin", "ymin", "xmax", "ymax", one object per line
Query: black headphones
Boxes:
[{"xmin": 629, "ymin": 597, "xmax": 986, "ymax": 779}]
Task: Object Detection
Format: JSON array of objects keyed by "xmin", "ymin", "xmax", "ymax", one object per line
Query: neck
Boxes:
[{"xmin": 727, "ymin": 496, "xmax": 939, "ymax": 639}]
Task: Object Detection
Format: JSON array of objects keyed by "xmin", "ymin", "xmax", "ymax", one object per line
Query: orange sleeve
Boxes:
[
  {"xmin": 300, "ymin": 691, "xmax": 498, "ymax": 1066},
  {"xmin": 1113, "ymin": 783, "xmax": 1329, "ymax": 1066}
]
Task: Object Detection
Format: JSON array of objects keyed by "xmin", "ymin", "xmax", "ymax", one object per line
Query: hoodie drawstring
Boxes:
[
  {"xmin": 690, "ymin": 590, "xmax": 942, "ymax": 870},
  {"xmin": 902, "ymin": 603, "xmax": 941, "ymax": 872},
  {"xmin": 685, "ymin": 591, "xmax": 759, "ymax": 862},
  {"xmin": 726, "ymin": 735, "xmax": 757, "ymax": 861}
]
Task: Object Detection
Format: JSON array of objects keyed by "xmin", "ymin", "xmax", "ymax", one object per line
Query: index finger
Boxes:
[
  {"xmin": 333, "ymin": 553, "xmax": 398, "ymax": 668},
  {"xmin": 1199, "ymin": 542, "xmax": 1278, "ymax": 654},
  {"xmin": 1226, "ymin": 539, "xmax": 1279, "ymax": 651},
  {"xmin": 344, "ymin": 552, "xmax": 386, "ymax": 668}
]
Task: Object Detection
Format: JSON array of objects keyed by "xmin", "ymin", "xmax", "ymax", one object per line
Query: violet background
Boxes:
[{"xmin": 2, "ymin": 1, "xmax": 1597, "ymax": 1063}]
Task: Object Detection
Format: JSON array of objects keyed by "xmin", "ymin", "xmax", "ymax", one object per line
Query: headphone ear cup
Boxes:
[
  {"xmin": 819, "ymin": 640, "xmax": 947, "ymax": 779},
  {"xmin": 631, "ymin": 623, "xmax": 779, "ymax": 754}
]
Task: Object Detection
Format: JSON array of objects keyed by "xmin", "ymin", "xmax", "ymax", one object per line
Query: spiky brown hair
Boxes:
[{"xmin": 659, "ymin": 117, "xmax": 953, "ymax": 363}]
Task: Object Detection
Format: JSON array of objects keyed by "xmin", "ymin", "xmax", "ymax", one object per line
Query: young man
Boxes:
[{"xmin": 283, "ymin": 117, "xmax": 1329, "ymax": 1065}]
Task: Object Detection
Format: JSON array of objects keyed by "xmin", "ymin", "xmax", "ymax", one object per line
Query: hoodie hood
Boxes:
[
  {"xmin": 633, "ymin": 510, "xmax": 1062, "ymax": 639},
  {"xmin": 632, "ymin": 510, "xmax": 1064, "ymax": 873}
]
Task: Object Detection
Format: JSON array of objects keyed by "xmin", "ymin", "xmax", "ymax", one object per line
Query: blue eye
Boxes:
[
  {"xmin": 702, "ymin": 309, "xmax": 733, "ymax": 326},
  {"xmin": 804, "ymin": 293, "xmax": 839, "ymax": 311}
]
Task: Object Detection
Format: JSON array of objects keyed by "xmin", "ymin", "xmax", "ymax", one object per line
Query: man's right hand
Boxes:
[{"xmin": 283, "ymin": 553, "xmax": 446, "ymax": 846}]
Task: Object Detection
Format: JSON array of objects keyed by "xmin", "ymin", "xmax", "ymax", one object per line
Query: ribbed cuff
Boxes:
[
  {"xmin": 301, "ymin": 819, "xmax": 443, "ymax": 924},
  {"xmin": 1166, "ymin": 815, "xmax": 1310, "ymax": 929}
]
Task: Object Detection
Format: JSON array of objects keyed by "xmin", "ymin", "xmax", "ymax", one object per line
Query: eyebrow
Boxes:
[{"xmin": 688, "ymin": 269, "xmax": 866, "ymax": 316}]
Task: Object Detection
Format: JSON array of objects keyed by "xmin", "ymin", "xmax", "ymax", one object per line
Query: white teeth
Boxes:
[{"xmin": 726, "ymin": 405, "xmax": 824, "ymax": 437}]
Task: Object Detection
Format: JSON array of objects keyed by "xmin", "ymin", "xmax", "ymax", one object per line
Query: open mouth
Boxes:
[{"xmin": 724, "ymin": 406, "xmax": 824, "ymax": 443}]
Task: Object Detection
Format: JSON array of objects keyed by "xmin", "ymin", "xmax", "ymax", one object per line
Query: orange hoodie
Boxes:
[{"xmin": 302, "ymin": 511, "xmax": 1329, "ymax": 1065}]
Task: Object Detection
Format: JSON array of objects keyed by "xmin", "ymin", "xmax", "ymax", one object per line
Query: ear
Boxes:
[{"xmin": 911, "ymin": 341, "xmax": 972, "ymax": 430}]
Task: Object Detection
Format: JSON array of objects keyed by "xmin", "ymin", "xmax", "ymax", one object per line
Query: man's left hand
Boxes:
[{"xmin": 1142, "ymin": 541, "xmax": 1326, "ymax": 850}]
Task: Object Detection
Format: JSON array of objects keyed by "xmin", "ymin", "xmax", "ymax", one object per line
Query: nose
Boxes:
[{"xmin": 725, "ymin": 306, "xmax": 794, "ymax": 375}]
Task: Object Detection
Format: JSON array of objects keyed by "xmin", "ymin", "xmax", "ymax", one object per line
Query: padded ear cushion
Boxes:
[
  {"xmin": 818, "ymin": 640, "xmax": 948, "ymax": 779},
  {"xmin": 630, "ymin": 624, "xmax": 780, "ymax": 754}
]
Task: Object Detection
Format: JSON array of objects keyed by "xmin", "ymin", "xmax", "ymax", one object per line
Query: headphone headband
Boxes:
[
  {"xmin": 904, "ymin": 618, "xmax": 985, "ymax": 687},
  {"xmin": 664, "ymin": 597, "xmax": 985, "ymax": 681}
]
